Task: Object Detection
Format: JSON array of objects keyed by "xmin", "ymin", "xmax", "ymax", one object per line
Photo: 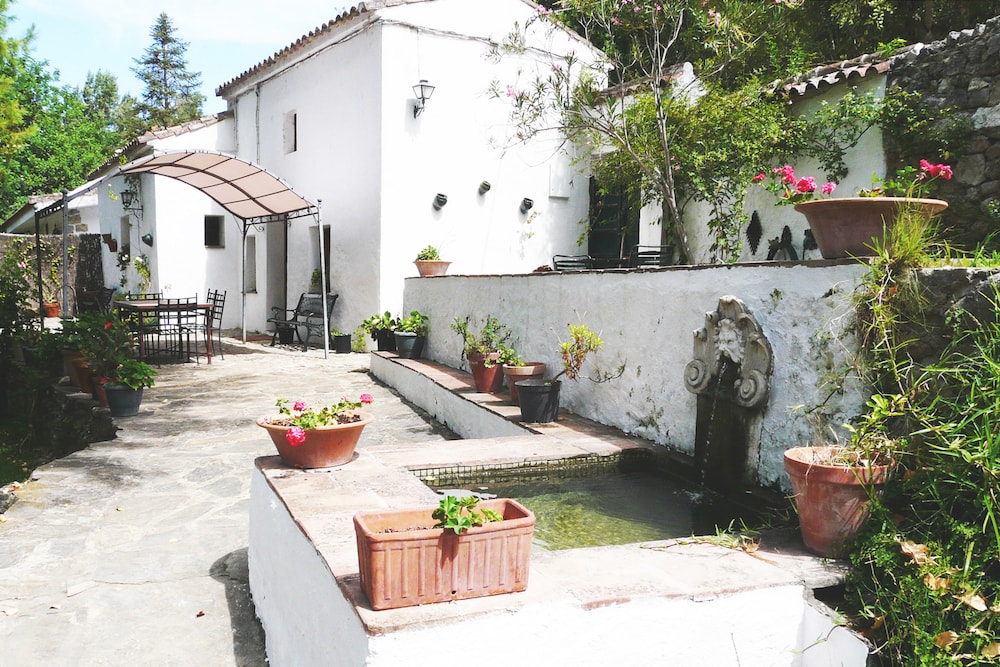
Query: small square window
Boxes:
[{"xmin": 204, "ymin": 215, "xmax": 224, "ymax": 248}]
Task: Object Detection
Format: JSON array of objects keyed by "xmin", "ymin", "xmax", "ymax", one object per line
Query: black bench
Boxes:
[
  {"xmin": 552, "ymin": 254, "xmax": 594, "ymax": 270},
  {"xmin": 267, "ymin": 293, "xmax": 339, "ymax": 351}
]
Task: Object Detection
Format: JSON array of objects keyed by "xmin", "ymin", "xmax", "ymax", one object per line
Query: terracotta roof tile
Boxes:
[
  {"xmin": 771, "ymin": 15, "xmax": 1000, "ymax": 102},
  {"xmin": 215, "ymin": 3, "xmax": 370, "ymax": 97}
]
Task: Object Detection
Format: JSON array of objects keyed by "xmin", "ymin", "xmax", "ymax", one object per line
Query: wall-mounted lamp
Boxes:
[
  {"xmin": 478, "ymin": 181, "xmax": 492, "ymax": 195},
  {"xmin": 519, "ymin": 197, "xmax": 534, "ymax": 214},
  {"xmin": 432, "ymin": 193, "xmax": 448, "ymax": 210},
  {"xmin": 120, "ymin": 187, "xmax": 143, "ymax": 219},
  {"xmin": 413, "ymin": 79, "xmax": 436, "ymax": 118},
  {"xmin": 141, "ymin": 233, "xmax": 154, "ymax": 247}
]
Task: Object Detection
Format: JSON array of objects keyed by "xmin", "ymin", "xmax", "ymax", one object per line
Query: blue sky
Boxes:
[{"xmin": 10, "ymin": 0, "xmax": 354, "ymax": 113}]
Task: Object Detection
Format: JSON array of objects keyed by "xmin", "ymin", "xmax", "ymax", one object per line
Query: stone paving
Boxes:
[{"xmin": 0, "ymin": 338, "xmax": 456, "ymax": 666}]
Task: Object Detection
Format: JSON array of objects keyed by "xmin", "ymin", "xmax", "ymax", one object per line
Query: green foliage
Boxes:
[
  {"xmin": 75, "ymin": 312, "xmax": 138, "ymax": 380},
  {"xmin": 845, "ymin": 193, "xmax": 1000, "ymax": 662},
  {"xmin": 554, "ymin": 321, "xmax": 604, "ymax": 382},
  {"xmin": 360, "ymin": 312, "xmax": 399, "ymax": 340},
  {"xmin": 451, "ymin": 315, "xmax": 511, "ymax": 359},
  {"xmin": 397, "ymin": 310, "xmax": 429, "ymax": 336},
  {"xmin": 114, "ymin": 358, "xmax": 156, "ymax": 390},
  {"xmin": 432, "ymin": 495, "xmax": 503, "ymax": 535},
  {"xmin": 415, "ymin": 245, "xmax": 440, "ymax": 261},
  {"xmin": 131, "ymin": 13, "xmax": 204, "ymax": 129},
  {"xmin": 272, "ymin": 395, "xmax": 373, "ymax": 428}
]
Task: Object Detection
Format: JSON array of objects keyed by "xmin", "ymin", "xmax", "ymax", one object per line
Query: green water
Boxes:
[{"xmin": 455, "ymin": 470, "xmax": 754, "ymax": 550}]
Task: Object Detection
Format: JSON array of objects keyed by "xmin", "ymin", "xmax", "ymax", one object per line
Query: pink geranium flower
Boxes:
[{"xmin": 285, "ymin": 426, "xmax": 306, "ymax": 446}]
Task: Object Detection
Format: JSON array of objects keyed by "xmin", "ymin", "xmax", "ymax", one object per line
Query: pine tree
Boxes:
[{"xmin": 131, "ymin": 13, "xmax": 204, "ymax": 129}]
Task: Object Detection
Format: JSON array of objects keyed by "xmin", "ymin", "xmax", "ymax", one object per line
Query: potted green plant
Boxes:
[
  {"xmin": 414, "ymin": 245, "xmax": 450, "ymax": 277},
  {"xmin": 330, "ymin": 327, "xmax": 352, "ymax": 354},
  {"xmin": 361, "ymin": 311, "xmax": 399, "ymax": 352},
  {"xmin": 257, "ymin": 394, "xmax": 374, "ymax": 468},
  {"xmin": 451, "ymin": 315, "xmax": 511, "ymax": 393},
  {"xmin": 394, "ymin": 310, "xmax": 428, "ymax": 359},
  {"xmin": 104, "ymin": 358, "xmax": 157, "ymax": 417},
  {"xmin": 516, "ymin": 321, "xmax": 610, "ymax": 423},
  {"xmin": 76, "ymin": 313, "xmax": 137, "ymax": 406},
  {"xmin": 498, "ymin": 345, "xmax": 546, "ymax": 406},
  {"xmin": 354, "ymin": 494, "xmax": 534, "ymax": 610}
]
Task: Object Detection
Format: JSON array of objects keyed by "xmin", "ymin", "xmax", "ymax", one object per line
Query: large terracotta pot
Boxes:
[
  {"xmin": 502, "ymin": 362, "xmax": 546, "ymax": 405},
  {"xmin": 794, "ymin": 197, "xmax": 948, "ymax": 259},
  {"xmin": 467, "ymin": 352, "xmax": 504, "ymax": 393},
  {"xmin": 354, "ymin": 498, "xmax": 535, "ymax": 610},
  {"xmin": 257, "ymin": 412, "xmax": 373, "ymax": 469},
  {"xmin": 784, "ymin": 446, "xmax": 891, "ymax": 558},
  {"xmin": 414, "ymin": 260, "xmax": 451, "ymax": 277},
  {"xmin": 42, "ymin": 302, "xmax": 59, "ymax": 318}
]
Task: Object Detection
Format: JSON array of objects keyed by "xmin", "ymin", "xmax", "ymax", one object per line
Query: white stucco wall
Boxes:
[
  {"xmin": 404, "ymin": 262, "xmax": 869, "ymax": 490},
  {"xmin": 222, "ymin": 0, "xmax": 596, "ymax": 334}
]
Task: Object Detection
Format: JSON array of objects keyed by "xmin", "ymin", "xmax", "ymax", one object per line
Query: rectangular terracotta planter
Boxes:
[{"xmin": 354, "ymin": 498, "xmax": 535, "ymax": 610}]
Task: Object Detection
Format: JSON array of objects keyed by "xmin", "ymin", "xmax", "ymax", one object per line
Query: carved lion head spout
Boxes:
[{"xmin": 684, "ymin": 296, "xmax": 773, "ymax": 409}]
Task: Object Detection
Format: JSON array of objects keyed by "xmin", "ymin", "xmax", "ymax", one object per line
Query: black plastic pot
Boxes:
[
  {"xmin": 332, "ymin": 334, "xmax": 352, "ymax": 353},
  {"xmin": 394, "ymin": 332, "xmax": 425, "ymax": 359},
  {"xmin": 277, "ymin": 326, "xmax": 295, "ymax": 345},
  {"xmin": 516, "ymin": 379, "xmax": 561, "ymax": 423},
  {"xmin": 375, "ymin": 329, "xmax": 396, "ymax": 352},
  {"xmin": 104, "ymin": 384, "xmax": 144, "ymax": 417}
]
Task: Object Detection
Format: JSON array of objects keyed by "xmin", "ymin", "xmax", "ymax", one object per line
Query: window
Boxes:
[
  {"xmin": 284, "ymin": 111, "xmax": 297, "ymax": 154},
  {"xmin": 119, "ymin": 215, "xmax": 131, "ymax": 256},
  {"xmin": 244, "ymin": 236, "xmax": 257, "ymax": 292},
  {"xmin": 204, "ymin": 215, "xmax": 224, "ymax": 247}
]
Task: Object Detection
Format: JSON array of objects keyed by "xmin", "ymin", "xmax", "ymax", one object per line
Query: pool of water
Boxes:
[{"xmin": 431, "ymin": 468, "xmax": 756, "ymax": 550}]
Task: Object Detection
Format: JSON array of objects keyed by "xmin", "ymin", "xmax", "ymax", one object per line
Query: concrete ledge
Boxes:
[{"xmin": 250, "ymin": 353, "xmax": 871, "ymax": 666}]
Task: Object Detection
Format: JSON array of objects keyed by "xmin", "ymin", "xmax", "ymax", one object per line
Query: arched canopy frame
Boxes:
[{"xmin": 34, "ymin": 150, "xmax": 329, "ymax": 356}]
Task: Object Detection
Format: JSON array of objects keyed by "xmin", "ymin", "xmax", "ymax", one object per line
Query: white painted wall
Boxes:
[
  {"xmin": 404, "ymin": 262, "xmax": 870, "ymax": 490},
  {"xmin": 223, "ymin": 0, "xmax": 596, "ymax": 334}
]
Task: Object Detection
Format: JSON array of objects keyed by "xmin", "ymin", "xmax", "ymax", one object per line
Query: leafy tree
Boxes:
[
  {"xmin": 0, "ymin": 55, "xmax": 125, "ymax": 216},
  {"xmin": 131, "ymin": 12, "xmax": 204, "ymax": 129},
  {"xmin": 492, "ymin": 0, "xmax": 799, "ymax": 262},
  {"xmin": 0, "ymin": 0, "xmax": 35, "ymax": 182}
]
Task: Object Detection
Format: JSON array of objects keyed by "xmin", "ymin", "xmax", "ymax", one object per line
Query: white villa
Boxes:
[{"xmin": 82, "ymin": 0, "xmax": 601, "ymax": 334}]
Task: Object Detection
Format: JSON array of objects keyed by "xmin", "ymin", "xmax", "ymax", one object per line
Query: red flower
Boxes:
[
  {"xmin": 360, "ymin": 393, "xmax": 374, "ymax": 405},
  {"xmin": 104, "ymin": 321, "xmax": 113, "ymax": 330},
  {"xmin": 796, "ymin": 177, "xmax": 817, "ymax": 194},
  {"xmin": 293, "ymin": 401, "xmax": 306, "ymax": 412},
  {"xmin": 285, "ymin": 426, "xmax": 306, "ymax": 446}
]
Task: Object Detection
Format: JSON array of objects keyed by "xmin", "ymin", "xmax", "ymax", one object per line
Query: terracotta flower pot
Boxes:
[
  {"xmin": 257, "ymin": 412, "xmax": 373, "ymax": 469},
  {"xmin": 414, "ymin": 260, "xmax": 451, "ymax": 277},
  {"xmin": 354, "ymin": 498, "xmax": 535, "ymax": 610},
  {"xmin": 794, "ymin": 197, "xmax": 948, "ymax": 259},
  {"xmin": 467, "ymin": 352, "xmax": 504, "ymax": 393},
  {"xmin": 42, "ymin": 302, "xmax": 60, "ymax": 318},
  {"xmin": 502, "ymin": 362, "xmax": 546, "ymax": 405},
  {"xmin": 783, "ymin": 446, "xmax": 891, "ymax": 558}
]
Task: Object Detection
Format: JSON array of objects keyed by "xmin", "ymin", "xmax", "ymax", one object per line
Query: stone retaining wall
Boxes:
[{"xmin": 890, "ymin": 16, "xmax": 1000, "ymax": 239}]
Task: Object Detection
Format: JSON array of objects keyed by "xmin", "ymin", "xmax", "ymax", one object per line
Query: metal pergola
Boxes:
[{"xmin": 31, "ymin": 150, "xmax": 331, "ymax": 357}]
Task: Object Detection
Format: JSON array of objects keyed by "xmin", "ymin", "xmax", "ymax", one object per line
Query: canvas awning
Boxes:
[
  {"xmin": 34, "ymin": 150, "xmax": 330, "ymax": 356},
  {"xmin": 118, "ymin": 151, "xmax": 316, "ymax": 222}
]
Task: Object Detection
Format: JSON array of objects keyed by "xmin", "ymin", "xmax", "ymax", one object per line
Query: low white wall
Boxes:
[
  {"xmin": 250, "ymin": 464, "xmax": 869, "ymax": 667},
  {"xmin": 371, "ymin": 355, "xmax": 532, "ymax": 439},
  {"xmin": 403, "ymin": 262, "xmax": 870, "ymax": 490},
  {"xmin": 248, "ymin": 471, "xmax": 370, "ymax": 666}
]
